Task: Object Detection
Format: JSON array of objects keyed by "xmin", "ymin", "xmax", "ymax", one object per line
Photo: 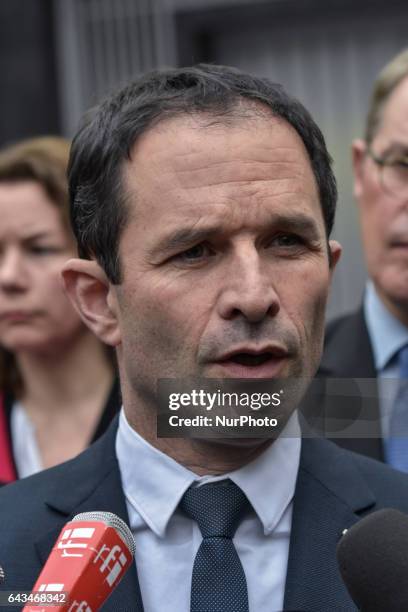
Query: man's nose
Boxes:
[
  {"xmin": 217, "ymin": 248, "xmax": 280, "ymax": 323},
  {"xmin": 0, "ymin": 249, "xmax": 28, "ymax": 292}
]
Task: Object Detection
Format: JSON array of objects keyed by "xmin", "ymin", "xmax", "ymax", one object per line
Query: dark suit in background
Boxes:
[{"xmin": 301, "ymin": 307, "xmax": 384, "ymax": 461}]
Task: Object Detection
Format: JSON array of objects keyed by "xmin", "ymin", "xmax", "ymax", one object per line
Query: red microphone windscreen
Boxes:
[{"xmin": 23, "ymin": 511, "xmax": 135, "ymax": 612}]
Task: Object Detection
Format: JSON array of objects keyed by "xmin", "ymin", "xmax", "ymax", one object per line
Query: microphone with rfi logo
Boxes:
[{"xmin": 23, "ymin": 511, "xmax": 135, "ymax": 612}]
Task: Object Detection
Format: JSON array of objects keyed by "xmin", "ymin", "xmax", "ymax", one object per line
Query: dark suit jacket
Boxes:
[
  {"xmin": 1, "ymin": 417, "xmax": 408, "ymax": 611},
  {"xmin": 300, "ymin": 307, "xmax": 384, "ymax": 462}
]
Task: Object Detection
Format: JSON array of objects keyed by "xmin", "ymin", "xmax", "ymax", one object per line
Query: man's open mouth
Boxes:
[{"xmin": 223, "ymin": 352, "xmax": 276, "ymax": 367}]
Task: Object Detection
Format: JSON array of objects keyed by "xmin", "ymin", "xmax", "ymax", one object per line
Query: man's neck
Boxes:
[
  {"xmin": 375, "ymin": 284, "xmax": 408, "ymax": 328},
  {"xmin": 123, "ymin": 398, "xmax": 273, "ymax": 476}
]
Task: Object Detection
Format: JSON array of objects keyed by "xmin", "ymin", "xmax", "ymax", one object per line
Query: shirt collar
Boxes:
[
  {"xmin": 364, "ymin": 281, "xmax": 408, "ymax": 371},
  {"xmin": 227, "ymin": 412, "xmax": 300, "ymax": 535},
  {"xmin": 115, "ymin": 410, "xmax": 195, "ymax": 537},
  {"xmin": 116, "ymin": 408, "xmax": 301, "ymax": 538}
]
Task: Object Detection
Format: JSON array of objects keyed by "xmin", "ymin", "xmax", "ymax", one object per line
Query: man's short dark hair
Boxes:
[{"xmin": 68, "ymin": 63, "xmax": 337, "ymax": 283}]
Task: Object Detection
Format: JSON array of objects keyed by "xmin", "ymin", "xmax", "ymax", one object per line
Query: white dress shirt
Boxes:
[
  {"xmin": 115, "ymin": 409, "xmax": 301, "ymax": 612},
  {"xmin": 10, "ymin": 401, "xmax": 42, "ymax": 478},
  {"xmin": 364, "ymin": 282, "xmax": 408, "ymax": 437}
]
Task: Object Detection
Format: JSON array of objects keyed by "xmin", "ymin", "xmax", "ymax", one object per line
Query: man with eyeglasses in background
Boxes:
[{"xmin": 312, "ymin": 49, "xmax": 408, "ymax": 469}]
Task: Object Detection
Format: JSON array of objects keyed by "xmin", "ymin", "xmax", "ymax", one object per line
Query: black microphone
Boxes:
[{"xmin": 336, "ymin": 508, "xmax": 408, "ymax": 611}]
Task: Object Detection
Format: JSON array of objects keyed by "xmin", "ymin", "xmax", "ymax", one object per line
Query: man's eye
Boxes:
[
  {"xmin": 394, "ymin": 159, "xmax": 408, "ymax": 169},
  {"xmin": 271, "ymin": 234, "xmax": 304, "ymax": 247},
  {"xmin": 176, "ymin": 244, "xmax": 211, "ymax": 262},
  {"xmin": 29, "ymin": 245, "xmax": 60, "ymax": 255}
]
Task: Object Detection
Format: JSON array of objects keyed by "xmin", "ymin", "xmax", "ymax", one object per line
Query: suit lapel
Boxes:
[
  {"xmin": 35, "ymin": 419, "xmax": 144, "ymax": 612},
  {"xmin": 284, "ymin": 438, "xmax": 376, "ymax": 612}
]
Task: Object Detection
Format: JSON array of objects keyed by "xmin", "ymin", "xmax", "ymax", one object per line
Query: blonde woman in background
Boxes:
[{"xmin": 0, "ymin": 137, "xmax": 119, "ymax": 485}]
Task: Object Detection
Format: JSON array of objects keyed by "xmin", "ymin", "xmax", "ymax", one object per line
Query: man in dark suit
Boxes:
[
  {"xmin": 310, "ymin": 49, "xmax": 408, "ymax": 466},
  {"xmin": 2, "ymin": 408, "xmax": 408, "ymax": 611},
  {"xmin": 1, "ymin": 64, "xmax": 408, "ymax": 612}
]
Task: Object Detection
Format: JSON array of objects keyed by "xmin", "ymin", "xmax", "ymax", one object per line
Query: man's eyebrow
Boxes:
[
  {"xmin": 149, "ymin": 212, "xmax": 322, "ymax": 258},
  {"xmin": 148, "ymin": 226, "xmax": 220, "ymax": 257},
  {"xmin": 22, "ymin": 231, "xmax": 54, "ymax": 242},
  {"xmin": 270, "ymin": 213, "xmax": 321, "ymax": 237}
]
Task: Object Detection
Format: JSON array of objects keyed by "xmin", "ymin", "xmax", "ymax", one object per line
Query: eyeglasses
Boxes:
[{"xmin": 367, "ymin": 148, "xmax": 408, "ymax": 198}]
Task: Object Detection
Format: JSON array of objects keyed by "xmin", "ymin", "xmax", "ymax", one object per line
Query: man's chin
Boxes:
[
  {"xmin": 193, "ymin": 436, "xmax": 275, "ymax": 449},
  {"xmin": 191, "ymin": 420, "xmax": 289, "ymax": 448}
]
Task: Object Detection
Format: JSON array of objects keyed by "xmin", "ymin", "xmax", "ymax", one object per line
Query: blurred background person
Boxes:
[
  {"xmin": 315, "ymin": 50, "xmax": 408, "ymax": 467},
  {"xmin": 0, "ymin": 137, "xmax": 119, "ymax": 486}
]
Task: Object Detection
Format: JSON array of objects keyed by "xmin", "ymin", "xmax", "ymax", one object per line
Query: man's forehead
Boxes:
[
  {"xmin": 118, "ymin": 112, "xmax": 324, "ymax": 246},
  {"xmin": 124, "ymin": 112, "xmax": 313, "ymax": 188}
]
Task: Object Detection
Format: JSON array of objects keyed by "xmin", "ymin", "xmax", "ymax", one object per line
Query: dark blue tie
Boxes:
[
  {"xmin": 384, "ymin": 345, "xmax": 408, "ymax": 471},
  {"xmin": 180, "ymin": 479, "xmax": 251, "ymax": 612}
]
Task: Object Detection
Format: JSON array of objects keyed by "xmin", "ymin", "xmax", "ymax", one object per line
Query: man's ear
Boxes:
[
  {"xmin": 352, "ymin": 139, "xmax": 367, "ymax": 201},
  {"xmin": 61, "ymin": 259, "xmax": 121, "ymax": 346},
  {"xmin": 328, "ymin": 239, "xmax": 342, "ymax": 275}
]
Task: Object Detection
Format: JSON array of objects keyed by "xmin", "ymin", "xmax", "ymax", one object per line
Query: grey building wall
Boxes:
[{"xmin": 0, "ymin": 0, "xmax": 60, "ymax": 146}]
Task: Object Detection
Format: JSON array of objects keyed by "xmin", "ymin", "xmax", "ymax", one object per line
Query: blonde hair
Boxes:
[
  {"xmin": 0, "ymin": 136, "xmax": 71, "ymax": 232},
  {"xmin": 365, "ymin": 48, "xmax": 408, "ymax": 144}
]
